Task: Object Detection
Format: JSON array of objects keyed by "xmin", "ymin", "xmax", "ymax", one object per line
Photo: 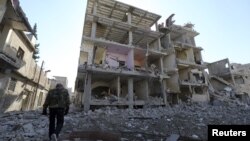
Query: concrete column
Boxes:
[
  {"xmin": 167, "ymin": 34, "xmax": 171, "ymax": 44},
  {"xmin": 160, "ymin": 57, "xmax": 164, "ymax": 74},
  {"xmin": 127, "ymin": 12, "xmax": 131, "ymax": 24},
  {"xmin": 155, "ymin": 21, "xmax": 159, "ymax": 31},
  {"xmin": 158, "ymin": 38, "xmax": 161, "ymax": 50},
  {"xmin": 129, "ymin": 31, "xmax": 133, "ymax": 45},
  {"xmin": 117, "ymin": 76, "xmax": 120, "ymax": 101},
  {"xmin": 145, "ymin": 43, "xmax": 149, "ymax": 68},
  {"xmin": 128, "ymin": 78, "xmax": 133, "ymax": 109},
  {"xmin": 91, "ymin": 1, "xmax": 97, "ymax": 39},
  {"xmin": 91, "ymin": 23, "xmax": 97, "ymax": 39},
  {"xmin": 83, "ymin": 73, "xmax": 92, "ymax": 111},
  {"xmin": 127, "ymin": 49, "xmax": 134, "ymax": 70},
  {"xmin": 161, "ymin": 79, "xmax": 167, "ymax": 105},
  {"xmin": 127, "ymin": 12, "xmax": 133, "ymax": 45},
  {"xmin": 93, "ymin": 0, "xmax": 97, "ymax": 15}
]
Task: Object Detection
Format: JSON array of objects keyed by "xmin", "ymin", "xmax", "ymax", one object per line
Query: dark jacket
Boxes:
[{"xmin": 43, "ymin": 88, "xmax": 70, "ymax": 109}]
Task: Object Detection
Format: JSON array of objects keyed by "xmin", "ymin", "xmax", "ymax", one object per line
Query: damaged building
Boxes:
[
  {"xmin": 207, "ymin": 59, "xmax": 250, "ymax": 104},
  {"xmin": 159, "ymin": 20, "xmax": 208, "ymax": 103},
  {"xmin": 0, "ymin": 0, "xmax": 51, "ymax": 112},
  {"xmin": 75, "ymin": 0, "xmax": 209, "ymax": 111}
]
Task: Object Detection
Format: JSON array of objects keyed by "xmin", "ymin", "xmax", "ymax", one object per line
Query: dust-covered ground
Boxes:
[{"xmin": 0, "ymin": 101, "xmax": 250, "ymax": 141}]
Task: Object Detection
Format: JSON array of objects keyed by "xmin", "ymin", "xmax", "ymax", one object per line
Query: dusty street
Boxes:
[{"xmin": 0, "ymin": 101, "xmax": 250, "ymax": 141}]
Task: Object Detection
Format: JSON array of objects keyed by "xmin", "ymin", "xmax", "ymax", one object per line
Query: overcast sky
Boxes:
[{"xmin": 20, "ymin": 0, "xmax": 250, "ymax": 89}]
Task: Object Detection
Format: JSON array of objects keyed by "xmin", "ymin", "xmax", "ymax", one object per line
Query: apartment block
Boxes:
[
  {"xmin": 75, "ymin": 0, "xmax": 209, "ymax": 111},
  {"xmin": 0, "ymin": 0, "xmax": 50, "ymax": 112}
]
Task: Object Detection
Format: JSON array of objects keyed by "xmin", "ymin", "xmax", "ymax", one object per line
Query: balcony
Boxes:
[
  {"xmin": 78, "ymin": 63, "xmax": 168, "ymax": 79},
  {"xmin": 176, "ymin": 59, "xmax": 206, "ymax": 69},
  {"xmin": 0, "ymin": 46, "xmax": 25, "ymax": 69},
  {"xmin": 179, "ymin": 79, "xmax": 207, "ymax": 87}
]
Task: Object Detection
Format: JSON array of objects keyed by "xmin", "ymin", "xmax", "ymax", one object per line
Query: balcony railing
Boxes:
[{"xmin": 0, "ymin": 45, "xmax": 25, "ymax": 69}]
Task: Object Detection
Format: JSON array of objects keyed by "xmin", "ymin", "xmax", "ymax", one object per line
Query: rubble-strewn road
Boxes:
[{"xmin": 1, "ymin": 102, "xmax": 250, "ymax": 141}]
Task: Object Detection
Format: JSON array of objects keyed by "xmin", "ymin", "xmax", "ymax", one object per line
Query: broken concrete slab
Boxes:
[{"xmin": 165, "ymin": 134, "xmax": 180, "ymax": 141}]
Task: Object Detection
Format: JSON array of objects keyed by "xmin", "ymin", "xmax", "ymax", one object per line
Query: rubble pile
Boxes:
[{"xmin": 0, "ymin": 103, "xmax": 250, "ymax": 141}]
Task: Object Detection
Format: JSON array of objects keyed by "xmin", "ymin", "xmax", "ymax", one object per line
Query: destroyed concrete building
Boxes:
[
  {"xmin": 0, "ymin": 0, "xmax": 51, "ymax": 112},
  {"xmin": 75, "ymin": 0, "xmax": 209, "ymax": 111},
  {"xmin": 207, "ymin": 59, "xmax": 250, "ymax": 103},
  {"xmin": 159, "ymin": 20, "xmax": 208, "ymax": 103}
]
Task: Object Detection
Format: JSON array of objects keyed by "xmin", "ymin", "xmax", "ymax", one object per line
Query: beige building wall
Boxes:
[
  {"xmin": 9, "ymin": 30, "xmax": 34, "ymax": 76},
  {"xmin": 0, "ymin": 2, "xmax": 51, "ymax": 112}
]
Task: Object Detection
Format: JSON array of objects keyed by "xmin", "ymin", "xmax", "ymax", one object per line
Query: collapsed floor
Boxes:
[{"xmin": 0, "ymin": 101, "xmax": 250, "ymax": 141}]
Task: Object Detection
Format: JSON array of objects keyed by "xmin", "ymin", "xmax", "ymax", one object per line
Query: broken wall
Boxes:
[
  {"xmin": 106, "ymin": 52, "xmax": 127, "ymax": 68},
  {"xmin": 207, "ymin": 58, "xmax": 231, "ymax": 77},
  {"xmin": 209, "ymin": 76, "xmax": 231, "ymax": 91},
  {"xmin": 134, "ymin": 58, "xmax": 145, "ymax": 68}
]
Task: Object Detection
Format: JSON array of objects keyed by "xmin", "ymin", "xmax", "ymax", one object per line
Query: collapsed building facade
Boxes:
[
  {"xmin": 207, "ymin": 59, "xmax": 250, "ymax": 103},
  {"xmin": 0, "ymin": 0, "xmax": 51, "ymax": 112},
  {"xmin": 75, "ymin": 0, "xmax": 209, "ymax": 111}
]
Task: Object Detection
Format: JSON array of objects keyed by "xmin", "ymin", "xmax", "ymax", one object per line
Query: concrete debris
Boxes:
[
  {"xmin": 0, "ymin": 103, "xmax": 249, "ymax": 141},
  {"xmin": 165, "ymin": 134, "xmax": 180, "ymax": 141}
]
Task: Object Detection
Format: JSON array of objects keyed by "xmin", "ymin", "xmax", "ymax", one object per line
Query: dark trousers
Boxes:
[{"xmin": 49, "ymin": 108, "xmax": 65, "ymax": 139}]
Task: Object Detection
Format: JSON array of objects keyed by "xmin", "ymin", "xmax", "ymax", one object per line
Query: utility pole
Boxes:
[{"xmin": 31, "ymin": 60, "xmax": 44, "ymax": 109}]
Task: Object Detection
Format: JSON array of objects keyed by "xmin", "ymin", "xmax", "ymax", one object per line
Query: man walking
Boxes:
[{"xmin": 42, "ymin": 83, "xmax": 70, "ymax": 141}]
